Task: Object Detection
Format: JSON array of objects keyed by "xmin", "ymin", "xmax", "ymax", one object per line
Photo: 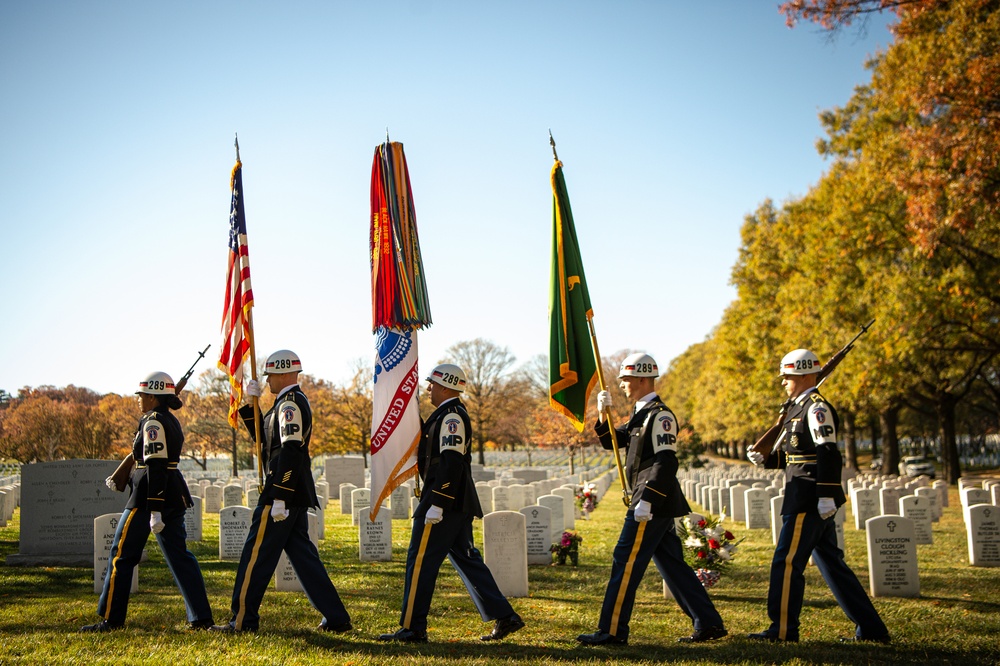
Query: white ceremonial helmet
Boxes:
[
  {"xmin": 618, "ymin": 352, "xmax": 659, "ymax": 378},
  {"xmin": 426, "ymin": 363, "xmax": 468, "ymax": 393},
  {"xmin": 136, "ymin": 371, "xmax": 176, "ymax": 395},
  {"xmin": 779, "ymin": 349, "xmax": 822, "ymax": 376},
  {"xmin": 264, "ymin": 349, "xmax": 302, "ymax": 375}
]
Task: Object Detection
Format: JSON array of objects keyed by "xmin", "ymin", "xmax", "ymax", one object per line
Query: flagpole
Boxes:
[
  {"xmin": 549, "ymin": 130, "xmax": 630, "ymax": 506},
  {"xmin": 586, "ymin": 314, "xmax": 631, "ymax": 507},
  {"xmin": 235, "ymin": 134, "xmax": 265, "ymax": 493},
  {"xmin": 246, "ymin": 311, "xmax": 264, "ymax": 493}
]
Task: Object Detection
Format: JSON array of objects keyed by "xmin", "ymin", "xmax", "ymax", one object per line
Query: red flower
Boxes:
[
  {"xmin": 708, "ymin": 539, "xmax": 721, "ymax": 550},
  {"xmin": 697, "ymin": 520, "xmax": 707, "ymax": 528},
  {"xmin": 697, "ymin": 550, "xmax": 706, "ymax": 559},
  {"xmin": 724, "ymin": 531, "xmax": 735, "ymax": 541}
]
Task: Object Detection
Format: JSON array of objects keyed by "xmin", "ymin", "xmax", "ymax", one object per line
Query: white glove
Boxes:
[
  {"xmin": 747, "ymin": 450, "xmax": 765, "ymax": 466},
  {"xmin": 818, "ymin": 497, "xmax": 838, "ymax": 520},
  {"xmin": 270, "ymin": 499, "xmax": 289, "ymax": 522},
  {"xmin": 425, "ymin": 505, "xmax": 443, "ymax": 525},
  {"xmin": 149, "ymin": 511, "xmax": 165, "ymax": 534},
  {"xmin": 106, "ymin": 476, "xmax": 120, "ymax": 492},
  {"xmin": 633, "ymin": 499, "xmax": 653, "ymax": 522},
  {"xmin": 597, "ymin": 390, "xmax": 612, "ymax": 413},
  {"xmin": 245, "ymin": 379, "xmax": 262, "ymax": 398}
]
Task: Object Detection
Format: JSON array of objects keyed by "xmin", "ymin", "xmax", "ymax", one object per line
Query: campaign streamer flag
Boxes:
[
  {"xmin": 370, "ymin": 140, "xmax": 432, "ymax": 520},
  {"xmin": 549, "ymin": 158, "xmax": 598, "ymax": 431},
  {"xmin": 218, "ymin": 154, "xmax": 255, "ymax": 428}
]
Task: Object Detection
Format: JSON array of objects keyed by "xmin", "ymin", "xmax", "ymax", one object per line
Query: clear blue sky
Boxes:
[{"xmin": 0, "ymin": 2, "xmax": 892, "ymax": 396}]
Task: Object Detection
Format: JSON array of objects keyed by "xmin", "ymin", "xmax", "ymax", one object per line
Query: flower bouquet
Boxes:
[
  {"xmin": 676, "ymin": 513, "xmax": 742, "ymax": 588},
  {"xmin": 576, "ymin": 483, "xmax": 598, "ymax": 519},
  {"xmin": 550, "ymin": 529, "xmax": 582, "ymax": 566}
]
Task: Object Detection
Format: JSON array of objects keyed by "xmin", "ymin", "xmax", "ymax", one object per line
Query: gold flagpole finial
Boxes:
[
  {"xmin": 549, "ymin": 129, "xmax": 559, "ymax": 162},
  {"xmin": 234, "ymin": 133, "xmax": 241, "ymax": 162}
]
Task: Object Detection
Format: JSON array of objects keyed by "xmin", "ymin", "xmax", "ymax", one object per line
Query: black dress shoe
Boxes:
[
  {"xmin": 748, "ymin": 631, "xmax": 793, "ymax": 642},
  {"xmin": 481, "ymin": 613, "xmax": 525, "ymax": 641},
  {"xmin": 209, "ymin": 623, "xmax": 256, "ymax": 634},
  {"xmin": 577, "ymin": 630, "xmax": 627, "ymax": 645},
  {"xmin": 80, "ymin": 620, "xmax": 122, "ymax": 633},
  {"xmin": 319, "ymin": 619, "xmax": 353, "ymax": 633},
  {"xmin": 377, "ymin": 627, "xmax": 428, "ymax": 643},
  {"xmin": 840, "ymin": 634, "xmax": 891, "ymax": 644},
  {"xmin": 678, "ymin": 625, "xmax": 728, "ymax": 643},
  {"xmin": 190, "ymin": 619, "xmax": 214, "ymax": 630}
]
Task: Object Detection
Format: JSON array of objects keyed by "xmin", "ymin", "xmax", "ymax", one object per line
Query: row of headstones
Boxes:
[
  {"xmin": 681, "ymin": 465, "xmax": 1000, "ymax": 559},
  {"xmin": 93, "ymin": 466, "xmax": 617, "ymax": 603},
  {"xmin": 0, "ymin": 482, "xmax": 20, "ymax": 527},
  {"xmin": 93, "ymin": 506, "xmax": 321, "ymax": 596},
  {"xmin": 679, "ymin": 466, "xmax": 1000, "ymax": 599},
  {"xmin": 319, "ymin": 454, "xmax": 614, "ymax": 502},
  {"xmin": 355, "ymin": 468, "xmax": 616, "ymax": 595},
  {"xmin": 184, "ymin": 476, "xmax": 342, "ymax": 515}
]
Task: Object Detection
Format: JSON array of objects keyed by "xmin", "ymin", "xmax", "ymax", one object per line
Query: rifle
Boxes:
[
  {"xmin": 748, "ymin": 320, "xmax": 874, "ymax": 464},
  {"xmin": 108, "ymin": 344, "xmax": 211, "ymax": 492}
]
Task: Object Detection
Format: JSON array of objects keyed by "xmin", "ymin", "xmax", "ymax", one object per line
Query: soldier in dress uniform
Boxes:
[
  {"xmin": 81, "ymin": 372, "xmax": 213, "ymax": 632},
  {"xmin": 211, "ymin": 350, "xmax": 351, "ymax": 634},
  {"xmin": 378, "ymin": 363, "xmax": 524, "ymax": 643},
  {"xmin": 578, "ymin": 353, "xmax": 727, "ymax": 646},
  {"xmin": 747, "ymin": 349, "xmax": 889, "ymax": 643}
]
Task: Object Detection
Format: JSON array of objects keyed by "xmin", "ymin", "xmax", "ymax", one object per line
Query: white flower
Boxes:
[
  {"xmin": 717, "ymin": 548, "xmax": 732, "ymax": 561},
  {"xmin": 684, "ymin": 536, "xmax": 703, "ymax": 549}
]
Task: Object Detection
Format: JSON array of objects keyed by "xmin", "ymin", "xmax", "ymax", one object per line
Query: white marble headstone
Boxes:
[
  {"xmin": 744, "ymin": 488, "xmax": 770, "ymax": 529},
  {"xmin": 223, "ymin": 485, "xmax": 244, "ymax": 508},
  {"xmin": 538, "ymin": 494, "xmax": 566, "ymax": 543},
  {"xmin": 359, "ymin": 509, "xmax": 393, "ymax": 562},
  {"xmin": 552, "ymin": 487, "xmax": 576, "ymax": 528},
  {"xmin": 483, "ymin": 511, "xmax": 528, "ymax": 597},
  {"xmin": 183, "ymin": 496, "xmax": 203, "ymax": 542},
  {"xmin": 866, "ymin": 515, "xmax": 919, "ymax": 597},
  {"xmin": 219, "ymin": 506, "xmax": 253, "ymax": 560},
  {"xmin": 899, "ymin": 495, "xmax": 932, "ymax": 545},
  {"xmin": 492, "ymin": 486, "xmax": 510, "ymax": 512},
  {"xmin": 390, "ymin": 485, "xmax": 410, "ymax": 520},
  {"xmin": 852, "ymin": 488, "xmax": 880, "ymax": 530},
  {"xmin": 351, "ymin": 488, "xmax": 371, "ymax": 525},
  {"xmin": 93, "ymin": 513, "xmax": 138, "ymax": 594},
  {"xmin": 339, "ymin": 483, "xmax": 357, "ymax": 514},
  {"xmin": 728, "ymin": 484, "xmax": 750, "ymax": 523},
  {"xmin": 476, "ymin": 483, "xmax": 494, "ymax": 514},
  {"xmin": 966, "ymin": 504, "xmax": 1000, "ymax": 567},
  {"xmin": 315, "ymin": 481, "xmax": 329, "ymax": 509},
  {"xmin": 770, "ymin": 494, "xmax": 784, "ymax": 545},
  {"xmin": 878, "ymin": 487, "xmax": 902, "ymax": 517},
  {"xmin": 519, "ymin": 505, "xmax": 552, "ymax": 565},
  {"xmin": 204, "ymin": 486, "xmax": 223, "ymax": 514}
]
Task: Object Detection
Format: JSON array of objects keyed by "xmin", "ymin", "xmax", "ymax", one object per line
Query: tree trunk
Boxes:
[
  {"xmin": 880, "ymin": 406, "xmax": 901, "ymax": 476},
  {"xmin": 842, "ymin": 410, "xmax": 858, "ymax": 471},
  {"xmin": 936, "ymin": 392, "xmax": 961, "ymax": 485},
  {"xmin": 869, "ymin": 416, "xmax": 880, "ymax": 459}
]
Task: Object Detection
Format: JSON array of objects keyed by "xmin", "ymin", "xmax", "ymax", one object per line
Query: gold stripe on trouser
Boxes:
[
  {"xmin": 402, "ymin": 522, "xmax": 434, "ymax": 629},
  {"xmin": 779, "ymin": 514, "xmax": 807, "ymax": 641},
  {"xmin": 103, "ymin": 510, "xmax": 138, "ymax": 620},
  {"xmin": 235, "ymin": 505, "xmax": 272, "ymax": 630},
  {"xmin": 609, "ymin": 521, "xmax": 647, "ymax": 636}
]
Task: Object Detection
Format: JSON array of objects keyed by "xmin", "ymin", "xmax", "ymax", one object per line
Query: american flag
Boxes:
[{"xmin": 218, "ymin": 157, "xmax": 254, "ymax": 428}]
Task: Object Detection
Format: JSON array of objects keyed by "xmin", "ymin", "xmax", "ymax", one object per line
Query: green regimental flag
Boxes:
[{"xmin": 549, "ymin": 159, "xmax": 598, "ymax": 432}]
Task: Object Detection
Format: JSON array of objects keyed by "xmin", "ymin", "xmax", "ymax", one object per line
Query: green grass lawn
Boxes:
[{"xmin": 1, "ymin": 480, "xmax": 999, "ymax": 665}]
